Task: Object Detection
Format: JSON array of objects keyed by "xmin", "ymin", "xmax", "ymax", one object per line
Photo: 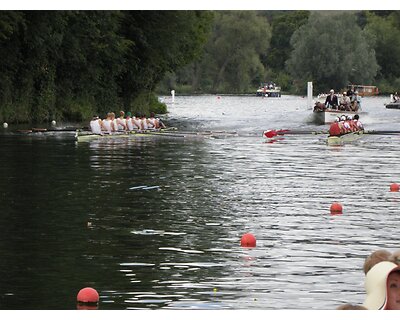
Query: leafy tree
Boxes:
[
  {"xmin": 364, "ymin": 12, "xmax": 400, "ymax": 80},
  {"xmin": 265, "ymin": 11, "xmax": 309, "ymax": 72},
  {"xmin": 119, "ymin": 11, "xmax": 213, "ymax": 109},
  {"xmin": 286, "ymin": 11, "xmax": 378, "ymax": 94},
  {"xmin": 168, "ymin": 11, "xmax": 271, "ymax": 93}
]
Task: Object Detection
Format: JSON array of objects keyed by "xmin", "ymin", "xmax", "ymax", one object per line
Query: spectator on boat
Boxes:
[
  {"xmin": 90, "ymin": 115, "xmax": 103, "ymax": 135},
  {"xmin": 313, "ymin": 101, "xmax": 326, "ymax": 112},
  {"xmin": 363, "ymin": 261, "xmax": 400, "ymax": 309},
  {"xmin": 325, "ymin": 89, "xmax": 339, "ymax": 109},
  {"xmin": 392, "ymin": 92, "xmax": 399, "ymax": 103},
  {"xmin": 339, "ymin": 91, "xmax": 351, "ymax": 111},
  {"xmin": 347, "ymin": 86, "xmax": 355, "ymax": 99},
  {"xmin": 351, "ymin": 91, "xmax": 362, "ymax": 111},
  {"xmin": 329, "ymin": 117, "xmax": 341, "ymax": 136}
]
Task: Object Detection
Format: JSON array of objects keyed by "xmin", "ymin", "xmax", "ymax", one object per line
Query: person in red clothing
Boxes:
[{"xmin": 329, "ymin": 117, "xmax": 341, "ymax": 136}]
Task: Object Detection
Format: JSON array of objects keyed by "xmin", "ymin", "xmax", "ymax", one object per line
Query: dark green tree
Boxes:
[
  {"xmin": 265, "ymin": 11, "xmax": 309, "ymax": 72},
  {"xmin": 286, "ymin": 11, "xmax": 378, "ymax": 94},
  {"xmin": 119, "ymin": 11, "xmax": 213, "ymax": 110}
]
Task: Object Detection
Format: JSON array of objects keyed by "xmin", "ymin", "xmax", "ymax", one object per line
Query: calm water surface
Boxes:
[{"xmin": 0, "ymin": 95, "xmax": 400, "ymax": 310}]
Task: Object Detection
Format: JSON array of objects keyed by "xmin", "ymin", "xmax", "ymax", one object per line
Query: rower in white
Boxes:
[{"xmin": 90, "ymin": 115, "xmax": 103, "ymax": 134}]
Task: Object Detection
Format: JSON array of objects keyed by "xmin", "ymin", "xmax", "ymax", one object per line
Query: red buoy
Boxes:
[
  {"xmin": 390, "ymin": 183, "xmax": 399, "ymax": 192},
  {"xmin": 77, "ymin": 287, "xmax": 99, "ymax": 304},
  {"xmin": 241, "ymin": 233, "xmax": 256, "ymax": 247},
  {"xmin": 330, "ymin": 202, "xmax": 343, "ymax": 215}
]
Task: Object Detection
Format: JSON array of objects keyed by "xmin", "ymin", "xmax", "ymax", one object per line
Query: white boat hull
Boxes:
[{"xmin": 313, "ymin": 110, "xmax": 365, "ymax": 124}]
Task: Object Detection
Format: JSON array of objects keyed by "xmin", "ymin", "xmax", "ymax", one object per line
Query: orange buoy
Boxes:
[
  {"xmin": 390, "ymin": 183, "xmax": 399, "ymax": 192},
  {"xmin": 241, "ymin": 233, "xmax": 256, "ymax": 247},
  {"xmin": 330, "ymin": 202, "xmax": 343, "ymax": 215},
  {"xmin": 77, "ymin": 287, "xmax": 99, "ymax": 304}
]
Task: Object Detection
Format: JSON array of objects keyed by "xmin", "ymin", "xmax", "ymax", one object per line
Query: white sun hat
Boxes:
[{"xmin": 363, "ymin": 261, "xmax": 400, "ymax": 310}]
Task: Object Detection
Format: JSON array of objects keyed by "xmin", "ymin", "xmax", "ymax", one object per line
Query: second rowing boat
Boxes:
[{"xmin": 327, "ymin": 130, "xmax": 364, "ymax": 146}]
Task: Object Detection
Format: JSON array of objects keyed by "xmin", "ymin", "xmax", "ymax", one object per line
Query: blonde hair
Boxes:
[
  {"xmin": 389, "ymin": 250, "xmax": 400, "ymax": 265},
  {"xmin": 363, "ymin": 250, "xmax": 392, "ymax": 274},
  {"xmin": 336, "ymin": 303, "xmax": 367, "ymax": 310}
]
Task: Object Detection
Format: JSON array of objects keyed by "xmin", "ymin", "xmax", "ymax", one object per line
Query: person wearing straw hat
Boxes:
[
  {"xmin": 363, "ymin": 249, "xmax": 392, "ymax": 275},
  {"xmin": 363, "ymin": 261, "xmax": 400, "ymax": 309}
]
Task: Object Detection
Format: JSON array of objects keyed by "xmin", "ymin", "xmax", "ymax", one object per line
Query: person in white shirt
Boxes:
[
  {"xmin": 125, "ymin": 112, "xmax": 134, "ymax": 131},
  {"xmin": 102, "ymin": 113, "xmax": 114, "ymax": 134},
  {"xmin": 339, "ymin": 91, "xmax": 351, "ymax": 111},
  {"xmin": 117, "ymin": 111, "xmax": 127, "ymax": 131},
  {"xmin": 90, "ymin": 116, "xmax": 103, "ymax": 134}
]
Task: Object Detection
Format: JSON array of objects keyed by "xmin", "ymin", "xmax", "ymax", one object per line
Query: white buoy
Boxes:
[
  {"xmin": 51, "ymin": 120, "xmax": 56, "ymax": 126},
  {"xmin": 3, "ymin": 122, "xmax": 8, "ymax": 128},
  {"xmin": 307, "ymin": 81, "xmax": 313, "ymax": 109},
  {"xmin": 171, "ymin": 89, "xmax": 175, "ymax": 103}
]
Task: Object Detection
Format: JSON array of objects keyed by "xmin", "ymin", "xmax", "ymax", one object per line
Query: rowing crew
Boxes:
[
  {"xmin": 90, "ymin": 111, "xmax": 166, "ymax": 134},
  {"xmin": 329, "ymin": 114, "xmax": 363, "ymax": 137}
]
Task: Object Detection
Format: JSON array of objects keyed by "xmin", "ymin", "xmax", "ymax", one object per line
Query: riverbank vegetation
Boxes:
[
  {"xmin": 159, "ymin": 10, "xmax": 400, "ymax": 96},
  {"xmin": 0, "ymin": 11, "xmax": 213, "ymax": 123},
  {"xmin": 1, "ymin": 10, "xmax": 400, "ymax": 124}
]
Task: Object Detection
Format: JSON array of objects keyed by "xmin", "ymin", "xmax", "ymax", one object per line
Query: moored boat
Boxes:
[
  {"xmin": 256, "ymin": 82, "xmax": 281, "ymax": 97},
  {"xmin": 385, "ymin": 102, "xmax": 400, "ymax": 109},
  {"xmin": 347, "ymin": 84, "xmax": 378, "ymax": 97},
  {"xmin": 327, "ymin": 130, "xmax": 364, "ymax": 146}
]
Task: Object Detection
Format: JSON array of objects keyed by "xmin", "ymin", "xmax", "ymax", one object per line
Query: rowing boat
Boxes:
[
  {"xmin": 327, "ymin": 130, "xmax": 364, "ymax": 146},
  {"xmin": 74, "ymin": 128, "xmax": 238, "ymax": 142},
  {"xmin": 75, "ymin": 128, "xmax": 181, "ymax": 142}
]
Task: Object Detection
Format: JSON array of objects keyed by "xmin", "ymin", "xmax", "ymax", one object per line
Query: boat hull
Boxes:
[
  {"xmin": 75, "ymin": 128, "xmax": 179, "ymax": 142},
  {"xmin": 313, "ymin": 110, "xmax": 365, "ymax": 124},
  {"xmin": 327, "ymin": 130, "xmax": 364, "ymax": 146},
  {"xmin": 385, "ymin": 103, "xmax": 400, "ymax": 109},
  {"xmin": 256, "ymin": 89, "xmax": 281, "ymax": 97}
]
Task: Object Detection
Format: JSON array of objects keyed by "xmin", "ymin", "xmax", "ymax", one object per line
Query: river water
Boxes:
[{"xmin": 0, "ymin": 94, "xmax": 400, "ymax": 310}]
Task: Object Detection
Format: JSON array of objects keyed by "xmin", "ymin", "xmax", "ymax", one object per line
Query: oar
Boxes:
[
  {"xmin": 263, "ymin": 129, "xmax": 328, "ymax": 138},
  {"xmin": 364, "ymin": 130, "xmax": 400, "ymax": 135}
]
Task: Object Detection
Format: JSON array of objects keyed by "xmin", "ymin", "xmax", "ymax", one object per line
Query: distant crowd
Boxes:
[
  {"xmin": 89, "ymin": 111, "xmax": 166, "ymax": 135},
  {"xmin": 314, "ymin": 87, "xmax": 362, "ymax": 112},
  {"xmin": 329, "ymin": 114, "xmax": 363, "ymax": 137}
]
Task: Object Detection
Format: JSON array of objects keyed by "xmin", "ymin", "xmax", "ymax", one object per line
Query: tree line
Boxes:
[
  {"xmin": 1, "ymin": 10, "xmax": 399, "ymax": 124},
  {"xmin": 0, "ymin": 11, "xmax": 213, "ymax": 123},
  {"xmin": 159, "ymin": 10, "xmax": 400, "ymax": 96}
]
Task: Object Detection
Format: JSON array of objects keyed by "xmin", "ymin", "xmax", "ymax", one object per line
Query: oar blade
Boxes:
[{"xmin": 263, "ymin": 130, "xmax": 277, "ymax": 138}]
